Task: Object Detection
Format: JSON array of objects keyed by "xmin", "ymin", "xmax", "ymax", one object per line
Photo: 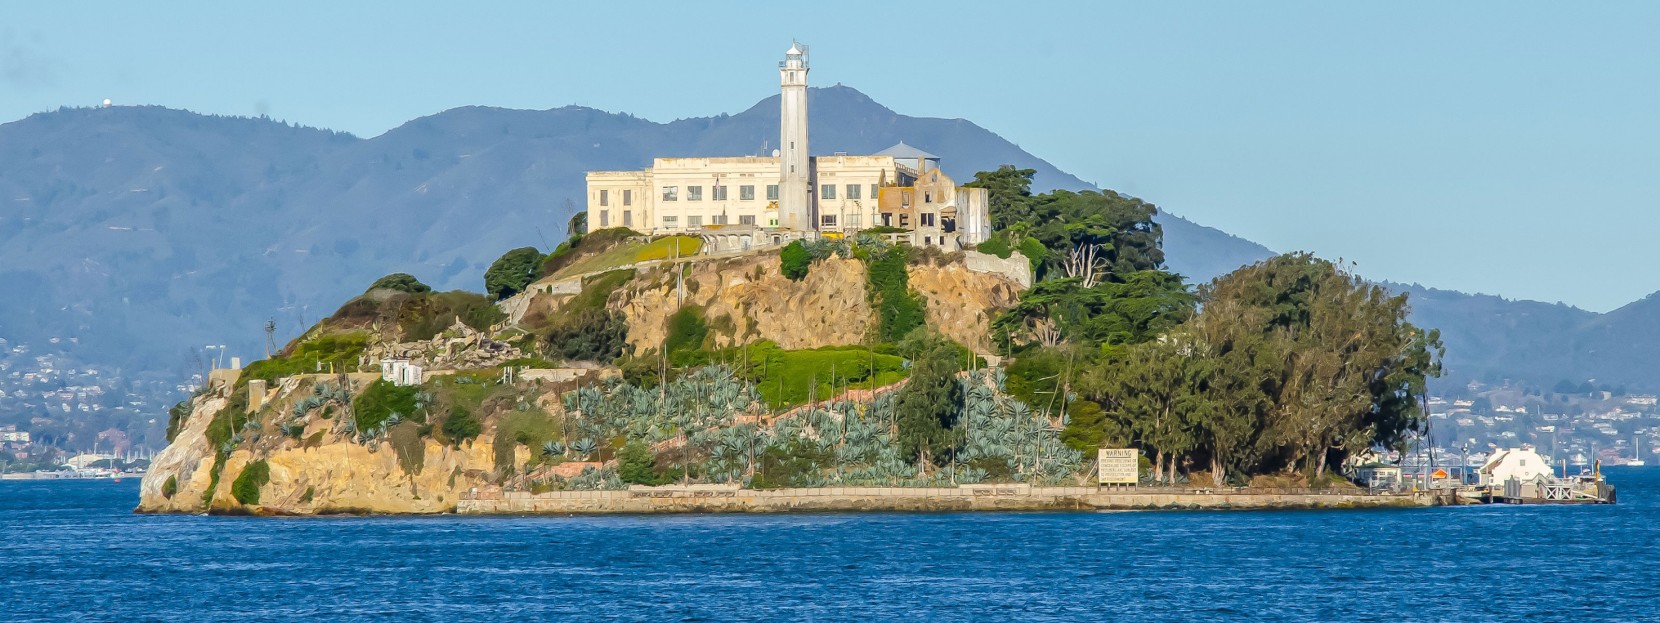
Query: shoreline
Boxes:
[{"xmin": 452, "ymin": 485, "xmax": 1440, "ymax": 515}]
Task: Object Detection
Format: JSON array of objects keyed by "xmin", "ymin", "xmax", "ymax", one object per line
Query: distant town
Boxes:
[
  {"xmin": 1420, "ymin": 379, "xmax": 1658, "ymax": 470},
  {"xmin": 0, "ymin": 334, "xmax": 187, "ymax": 475}
]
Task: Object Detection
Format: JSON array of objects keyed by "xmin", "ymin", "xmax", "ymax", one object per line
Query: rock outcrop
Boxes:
[{"xmin": 604, "ymin": 251, "xmax": 1021, "ymax": 354}]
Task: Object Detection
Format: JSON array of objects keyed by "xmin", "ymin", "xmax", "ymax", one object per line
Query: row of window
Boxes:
[
  {"xmin": 650, "ymin": 183, "xmax": 883, "ymax": 203},
  {"xmin": 663, "ymin": 184, "xmax": 777, "ymax": 202},
  {"xmin": 663, "ymin": 215, "xmax": 765, "ymax": 228},
  {"xmin": 596, "ymin": 189, "xmax": 634, "ymax": 207},
  {"xmin": 819, "ymin": 184, "xmax": 874, "ymax": 200},
  {"xmin": 596, "ymin": 210, "xmax": 634, "ymax": 228},
  {"xmin": 604, "ymin": 184, "xmax": 916, "ymax": 207}
]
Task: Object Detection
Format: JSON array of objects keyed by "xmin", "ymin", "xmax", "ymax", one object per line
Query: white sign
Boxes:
[{"xmin": 1098, "ymin": 448, "xmax": 1139, "ymax": 485}]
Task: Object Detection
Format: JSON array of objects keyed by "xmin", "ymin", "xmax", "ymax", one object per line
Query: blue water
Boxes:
[{"xmin": 2, "ymin": 470, "xmax": 1657, "ymax": 622}]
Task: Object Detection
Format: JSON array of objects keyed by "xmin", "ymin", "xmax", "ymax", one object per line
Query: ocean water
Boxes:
[{"xmin": 1, "ymin": 469, "xmax": 1656, "ymax": 622}]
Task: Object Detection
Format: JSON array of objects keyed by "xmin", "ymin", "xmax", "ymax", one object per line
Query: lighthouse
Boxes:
[{"xmin": 777, "ymin": 41, "xmax": 811, "ymax": 231}]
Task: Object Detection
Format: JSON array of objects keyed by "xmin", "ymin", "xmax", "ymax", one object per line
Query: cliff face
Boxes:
[
  {"xmin": 607, "ymin": 251, "xmax": 1021, "ymax": 354},
  {"xmin": 138, "ymin": 382, "xmax": 510, "ymax": 515}
]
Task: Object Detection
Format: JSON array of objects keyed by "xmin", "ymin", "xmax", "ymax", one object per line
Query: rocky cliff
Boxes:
[
  {"xmin": 594, "ymin": 250, "xmax": 1022, "ymax": 355},
  {"xmin": 138, "ymin": 376, "xmax": 521, "ymax": 515}
]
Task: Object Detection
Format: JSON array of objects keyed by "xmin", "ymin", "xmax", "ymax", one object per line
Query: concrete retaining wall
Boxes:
[{"xmin": 456, "ymin": 485, "xmax": 1430, "ymax": 514}]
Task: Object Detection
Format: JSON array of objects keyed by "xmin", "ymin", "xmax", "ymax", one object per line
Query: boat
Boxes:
[{"xmin": 1630, "ymin": 440, "xmax": 1647, "ymax": 467}]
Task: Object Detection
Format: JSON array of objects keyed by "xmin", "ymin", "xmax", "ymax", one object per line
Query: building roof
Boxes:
[{"xmin": 874, "ymin": 141, "xmax": 939, "ymax": 160}]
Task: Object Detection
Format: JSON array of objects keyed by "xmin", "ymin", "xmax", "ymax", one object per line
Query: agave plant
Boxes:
[
  {"xmin": 571, "ymin": 437, "xmax": 599, "ymax": 459},
  {"xmin": 542, "ymin": 441, "xmax": 566, "ymax": 457}
]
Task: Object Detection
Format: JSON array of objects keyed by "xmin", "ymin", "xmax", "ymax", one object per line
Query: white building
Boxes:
[
  {"xmin": 380, "ymin": 358, "xmax": 423, "ymax": 387},
  {"xmin": 584, "ymin": 41, "xmax": 991, "ymax": 251},
  {"xmin": 1476, "ymin": 446, "xmax": 1555, "ymax": 486}
]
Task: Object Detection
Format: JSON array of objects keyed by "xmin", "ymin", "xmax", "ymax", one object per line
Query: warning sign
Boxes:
[{"xmin": 1097, "ymin": 448, "xmax": 1139, "ymax": 485}]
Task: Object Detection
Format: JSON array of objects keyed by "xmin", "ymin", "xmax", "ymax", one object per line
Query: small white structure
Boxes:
[
  {"xmin": 1477, "ymin": 446, "xmax": 1554, "ymax": 487},
  {"xmin": 380, "ymin": 358, "xmax": 424, "ymax": 387}
]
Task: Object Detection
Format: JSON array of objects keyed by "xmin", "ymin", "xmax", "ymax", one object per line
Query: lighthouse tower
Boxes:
[{"xmin": 778, "ymin": 41, "xmax": 811, "ymax": 231}]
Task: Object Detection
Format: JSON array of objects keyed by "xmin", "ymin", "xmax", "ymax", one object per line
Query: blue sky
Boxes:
[{"xmin": 4, "ymin": 2, "xmax": 1658, "ymax": 311}]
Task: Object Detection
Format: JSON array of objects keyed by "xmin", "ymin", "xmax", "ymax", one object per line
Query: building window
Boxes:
[
  {"xmin": 766, "ymin": 185, "xmax": 779, "ymax": 201},
  {"xmin": 712, "ymin": 185, "xmax": 728, "ymax": 201},
  {"xmin": 822, "ymin": 184, "xmax": 836, "ymax": 200},
  {"xmin": 870, "ymin": 184, "xmax": 878, "ymax": 200},
  {"xmin": 688, "ymin": 185, "xmax": 703, "ymax": 201},
  {"xmin": 739, "ymin": 215, "xmax": 756, "ymax": 226},
  {"xmin": 662, "ymin": 215, "xmax": 678, "ymax": 228},
  {"xmin": 846, "ymin": 184, "xmax": 861, "ymax": 200},
  {"xmin": 924, "ymin": 192, "xmax": 932, "ymax": 203},
  {"xmin": 899, "ymin": 214, "xmax": 910, "ymax": 228},
  {"xmin": 740, "ymin": 185, "xmax": 755, "ymax": 200},
  {"xmin": 922, "ymin": 213, "xmax": 935, "ymax": 227},
  {"xmin": 599, "ymin": 189, "xmax": 609, "ymax": 206},
  {"xmin": 846, "ymin": 213, "xmax": 861, "ymax": 229},
  {"xmin": 713, "ymin": 214, "xmax": 728, "ymax": 225},
  {"xmin": 600, "ymin": 210, "xmax": 610, "ymax": 227},
  {"xmin": 821, "ymin": 214, "xmax": 838, "ymax": 228},
  {"xmin": 623, "ymin": 189, "xmax": 633, "ymax": 206},
  {"xmin": 688, "ymin": 215, "xmax": 702, "ymax": 228},
  {"xmin": 662, "ymin": 186, "xmax": 678, "ymax": 201},
  {"xmin": 623, "ymin": 210, "xmax": 632, "ymax": 227}
]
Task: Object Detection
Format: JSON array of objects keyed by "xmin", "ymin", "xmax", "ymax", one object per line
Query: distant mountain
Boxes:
[{"xmin": 1, "ymin": 85, "xmax": 1655, "ymax": 439}]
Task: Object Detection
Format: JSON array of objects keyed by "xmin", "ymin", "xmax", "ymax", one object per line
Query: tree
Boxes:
[
  {"xmin": 568, "ymin": 210, "xmax": 588, "ymax": 239},
  {"xmin": 892, "ymin": 329, "xmax": 966, "ymax": 466},
  {"xmin": 617, "ymin": 440, "xmax": 664, "ymax": 485},
  {"xmin": 368, "ymin": 273, "xmax": 431, "ymax": 294},
  {"xmin": 780, "ymin": 240, "xmax": 811, "ymax": 280},
  {"xmin": 484, "ymin": 246, "xmax": 543, "ymax": 300},
  {"xmin": 1074, "ymin": 253, "xmax": 1442, "ymax": 485}
]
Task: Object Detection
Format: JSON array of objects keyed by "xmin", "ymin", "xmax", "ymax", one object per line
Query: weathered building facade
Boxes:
[{"xmin": 583, "ymin": 42, "xmax": 990, "ymax": 252}]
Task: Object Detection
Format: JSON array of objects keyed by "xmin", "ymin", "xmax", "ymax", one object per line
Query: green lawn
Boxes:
[
  {"xmin": 738, "ymin": 342, "xmax": 908, "ymax": 411},
  {"xmin": 550, "ymin": 236, "xmax": 702, "ymax": 280}
]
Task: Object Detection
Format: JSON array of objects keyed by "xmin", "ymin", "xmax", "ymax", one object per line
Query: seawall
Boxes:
[{"xmin": 456, "ymin": 485, "xmax": 1435, "ymax": 514}]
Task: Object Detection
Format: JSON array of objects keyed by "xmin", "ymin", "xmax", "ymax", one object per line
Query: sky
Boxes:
[{"xmin": 4, "ymin": 1, "xmax": 1659, "ymax": 312}]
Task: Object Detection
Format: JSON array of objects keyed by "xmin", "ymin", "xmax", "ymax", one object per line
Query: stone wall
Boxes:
[{"xmin": 456, "ymin": 485, "xmax": 1433, "ymax": 514}]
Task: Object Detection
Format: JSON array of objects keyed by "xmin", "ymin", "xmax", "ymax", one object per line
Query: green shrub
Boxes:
[
  {"xmin": 545, "ymin": 309, "xmax": 628, "ymax": 363},
  {"xmin": 161, "ymin": 475, "xmax": 178, "ymax": 499},
  {"xmin": 165, "ymin": 400, "xmax": 192, "ymax": 443},
  {"xmin": 780, "ymin": 240, "xmax": 811, "ymax": 280},
  {"xmin": 665, "ymin": 306, "xmax": 709, "ymax": 364},
  {"xmin": 485, "ymin": 246, "xmax": 544, "ymax": 300},
  {"xmin": 369, "ymin": 273, "xmax": 431, "ymax": 294},
  {"xmin": 442, "ymin": 406, "xmax": 482, "ymax": 444},
  {"xmin": 617, "ymin": 440, "xmax": 669, "ymax": 485},
  {"xmin": 353, "ymin": 379, "xmax": 421, "ymax": 432},
  {"xmin": 975, "ymin": 235, "xmax": 1013, "ymax": 259},
  {"xmin": 231, "ymin": 460, "xmax": 270, "ymax": 505},
  {"xmin": 864, "ymin": 245, "xmax": 926, "ymax": 342},
  {"xmin": 1016, "ymin": 237, "xmax": 1048, "ymax": 274}
]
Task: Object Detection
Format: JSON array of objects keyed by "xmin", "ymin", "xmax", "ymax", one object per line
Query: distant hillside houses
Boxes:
[{"xmin": 584, "ymin": 42, "xmax": 991, "ymax": 253}]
